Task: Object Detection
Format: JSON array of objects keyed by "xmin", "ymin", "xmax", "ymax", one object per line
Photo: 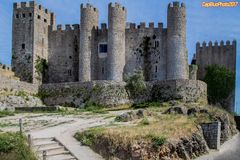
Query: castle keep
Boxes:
[{"xmin": 12, "ymin": 1, "xmax": 189, "ymax": 83}]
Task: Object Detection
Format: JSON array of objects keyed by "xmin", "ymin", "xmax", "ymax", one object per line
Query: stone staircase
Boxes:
[{"xmin": 32, "ymin": 137, "xmax": 78, "ymax": 160}]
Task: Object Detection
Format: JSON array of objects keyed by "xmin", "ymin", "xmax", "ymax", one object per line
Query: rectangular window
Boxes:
[
  {"xmin": 29, "ymin": 13, "xmax": 32, "ymax": 17},
  {"xmin": 22, "ymin": 13, "xmax": 25, "ymax": 18},
  {"xmin": 38, "ymin": 15, "xmax": 41, "ymax": 19},
  {"xmin": 22, "ymin": 44, "xmax": 25, "ymax": 49},
  {"xmin": 102, "ymin": 67, "xmax": 105, "ymax": 74},
  {"xmin": 44, "ymin": 19, "xmax": 47, "ymax": 23},
  {"xmin": 16, "ymin": 14, "xmax": 19, "ymax": 18},
  {"xmin": 99, "ymin": 44, "xmax": 108, "ymax": 53}
]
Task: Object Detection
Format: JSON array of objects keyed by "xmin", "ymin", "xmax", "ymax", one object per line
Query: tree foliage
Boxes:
[
  {"xmin": 203, "ymin": 65, "xmax": 235, "ymax": 104},
  {"xmin": 124, "ymin": 70, "xmax": 147, "ymax": 98},
  {"xmin": 35, "ymin": 56, "xmax": 48, "ymax": 77}
]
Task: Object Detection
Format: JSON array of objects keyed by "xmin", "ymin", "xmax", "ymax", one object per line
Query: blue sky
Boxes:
[{"xmin": 0, "ymin": 0, "xmax": 239, "ymax": 112}]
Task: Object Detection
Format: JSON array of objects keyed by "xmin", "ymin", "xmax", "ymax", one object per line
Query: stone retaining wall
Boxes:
[
  {"xmin": 0, "ymin": 76, "xmax": 38, "ymax": 95},
  {"xmin": 201, "ymin": 122, "xmax": 221, "ymax": 150},
  {"xmin": 40, "ymin": 79, "xmax": 207, "ymax": 107}
]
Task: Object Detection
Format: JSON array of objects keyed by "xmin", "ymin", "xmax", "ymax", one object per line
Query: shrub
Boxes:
[
  {"xmin": 35, "ymin": 56, "xmax": 48, "ymax": 80},
  {"xmin": 140, "ymin": 118, "xmax": 150, "ymax": 125},
  {"xmin": 203, "ymin": 65, "xmax": 235, "ymax": 105},
  {"xmin": 0, "ymin": 132, "xmax": 37, "ymax": 160},
  {"xmin": 0, "ymin": 111, "xmax": 14, "ymax": 118},
  {"xmin": 124, "ymin": 70, "xmax": 147, "ymax": 98},
  {"xmin": 147, "ymin": 134, "xmax": 166, "ymax": 149},
  {"xmin": 74, "ymin": 128, "xmax": 104, "ymax": 146}
]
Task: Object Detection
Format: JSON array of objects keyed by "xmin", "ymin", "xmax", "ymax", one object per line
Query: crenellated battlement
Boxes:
[
  {"xmin": 109, "ymin": 2, "xmax": 125, "ymax": 11},
  {"xmin": 81, "ymin": 3, "xmax": 98, "ymax": 12},
  {"xmin": 55, "ymin": 24, "xmax": 80, "ymax": 31},
  {"xmin": 168, "ymin": 1, "xmax": 185, "ymax": 8},
  {"xmin": 127, "ymin": 22, "xmax": 164, "ymax": 30},
  {"xmin": 197, "ymin": 40, "xmax": 236, "ymax": 48},
  {"xmin": 14, "ymin": 1, "xmax": 54, "ymax": 18},
  {"xmin": 0, "ymin": 64, "xmax": 12, "ymax": 71}
]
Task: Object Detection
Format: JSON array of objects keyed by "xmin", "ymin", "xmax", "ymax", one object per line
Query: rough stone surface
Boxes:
[
  {"xmin": 89, "ymin": 132, "xmax": 208, "ymax": 160},
  {"xmin": 201, "ymin": 122, "xmax": 221, "ymax": 149},
  {"xmin": 115, "ymin": 109, "xmax": 149, "ymax": 122},
  {"xmin": 40, "ymin": 79, "xmax": 207, "ymax": 107},
  {"xmin": 164, "ymin": 106, "xmax": 188, "ymax": 115},
  {"xmin": 12, "ymin": 1, "xmax": 189, "ymax": 84}
]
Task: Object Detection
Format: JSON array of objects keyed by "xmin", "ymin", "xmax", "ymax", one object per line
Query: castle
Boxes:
[{"xmin": 12, "ymin": 1, "xmax": 189, "ymax": 84}]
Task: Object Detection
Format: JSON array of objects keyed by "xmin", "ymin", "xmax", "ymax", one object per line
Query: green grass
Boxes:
[
  {"xmin": 140, "ymin": 117, "xmax": 150, "ymax": 125},
  {"xmin": 74, "ymin": 127, "xmax": 104, "ymax": 146},
  {"xmin": 0, "ymin": 111, "xmax": 15, "ymax": 118},
  {"xmin": 146, "ymin": 134, "xmax": 167, "ymax": 149},
  {"xmin": 0, "ymin": 132, "xmax": 37, "ymax": 160}
]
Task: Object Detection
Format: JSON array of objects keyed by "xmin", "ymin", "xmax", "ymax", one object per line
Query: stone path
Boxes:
[
  {"xmin": 32, "ymin": 137, "xmax": 77, "ymax": 160},
  {"xmin": 28, "ymin": 117, "xmax": 109, "ymax": 160}
]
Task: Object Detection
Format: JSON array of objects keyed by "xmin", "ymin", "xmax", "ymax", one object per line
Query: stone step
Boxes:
[
  {"xmin": 36, "ymin": 145, "xmax": 65, "ymax": 153},
  {"xmin": 33, "ymin": 137, "xmax": 55, "ymax": 143},
  {"xmin": 37, "ymin": 146, "xmax": 66, "ymax": 155},
  {"xmin": 47, "ymin": 150, "xmax": 70, "ymax": 157},
  {"xmin": 34, "ymin": 141, "xmax": 59, "ymax": 148},
  {"xmin": 46, "ymin": 154, "xmax": 76, "ymax": 160}
]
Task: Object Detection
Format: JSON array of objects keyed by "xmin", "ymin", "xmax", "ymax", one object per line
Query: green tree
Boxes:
[
  {"xmin": 124, "ymin": 70, "xmax": 147, "ymax": 98},
  {"xmin": 203, "ymin": 65, "xmax": 235, "ymax": 104}
]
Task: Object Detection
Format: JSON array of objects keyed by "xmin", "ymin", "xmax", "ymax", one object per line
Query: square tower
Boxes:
[{"xmin": 12, "ymin": 1, "xmax": 55, "ymax": 83}]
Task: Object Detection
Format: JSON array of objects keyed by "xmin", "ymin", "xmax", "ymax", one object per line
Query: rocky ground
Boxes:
[{"xmin": 0, "ymin": 103, "xmax": 238, "ymax": 160}]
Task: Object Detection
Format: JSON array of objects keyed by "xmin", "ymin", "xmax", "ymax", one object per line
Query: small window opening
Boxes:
[
  {"xmin": 21, "ymin": 44, "xmax": 25, "ymax": 49},
  {"xmin": 68, "ymin": 70, "xmax": 72, "ymax": 76},
  {"xmin": 44, "ymin": 19, "xmax": 47, "ymax": 23},
  {"xmin": 102, "ymin": 67, "xmax": 105, "ymax": 74},
  {"xmin": 155, "ymin": 66, "xmax": 158, "ymax": 73},
  {"xmin": 155, "ymin": 40, "xmax": 159, "ymax": 48},
  {"xmin": 38, "ymin": 15, "xmax": 41, "ymax": 19},
  {"xmin": 29, "ymin": 13, "xmax": 32, "ymax": 17},
  {"xmin": 69, "ymin": 56, "xmax": 72, "ymax": 59},
  {"xmin": 22, "ymin": 13, "xmax": 25, "ymax": 18},
  {"xmin": 16, "ymin": 14, "xmax": 19, "ymax": 18},
  {"xmin": 99, "ymin": 44, "xmax": 108, "ymax": 53}
]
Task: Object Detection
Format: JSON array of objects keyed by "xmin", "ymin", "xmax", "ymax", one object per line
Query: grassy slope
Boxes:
[
  {"xmin": 0, "ymin": 132, "xmax": 37, "ymax": 160},
  {"xmin": 75, "ymin": 102, "xmax": 236, "ymax": 159}
]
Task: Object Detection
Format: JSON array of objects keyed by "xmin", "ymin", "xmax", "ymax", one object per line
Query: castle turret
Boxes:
[
  {"xmin": 166, "ymin": 2, "xmax": 188, "ymax": 80},
  {"xmin": 12, "ymin": 1, "xmax": 55, "ymax": 83},
  {"xmin": 79, "ymin": 4, "xmax": 98, "ymax": 82},
  {"xmin": 107, "ymin": 3, "xmax": 126, "ymax": 81}
]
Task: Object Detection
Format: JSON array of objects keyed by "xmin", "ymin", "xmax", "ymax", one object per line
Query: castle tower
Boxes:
[
  {"xmin": 12, "ymin": 1, "xmax": 55, "ymax": 83},
  {"xmin": 79, "ymin": 4, "xmax": 98, "ymax": 82},
  {"xmin": 107, "ymin": 3, "xmax": 126, "ymax": 81},
  {"xmin": 166, "ymin": 2, "xmax": 188, "ymax": 80}
]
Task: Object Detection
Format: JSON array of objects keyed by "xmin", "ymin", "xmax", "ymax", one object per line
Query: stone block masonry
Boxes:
[
  {"xmin": 201, "ymin": 122, "xmax": 221, "ymax": 150},
  {"xmin": 12, "ymin": 1, "xmax": 189, "ymax": 84},
  {"xmin": 39, "ymin": 79, "xmax": 207, "ymax": 107}
]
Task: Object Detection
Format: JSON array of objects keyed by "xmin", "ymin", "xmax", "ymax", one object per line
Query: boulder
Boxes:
[{"xmin": 164, "ymin": 106, "xmax": 188, "ymax": 115}]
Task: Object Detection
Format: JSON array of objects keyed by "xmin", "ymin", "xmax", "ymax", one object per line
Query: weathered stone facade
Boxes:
[
  {"xmin": 12, "ymin": 1, "xmax": 55, "ymax": 83},
  {"xmin": 201, "ymin": 122, "xmax": 221, "ymax": 150},
  {"xmin": 39, "ymin": 79, "xmax": 207, "ymax": 107},
  {"xmin": 192, "ymin": 40, "xmax": 237, "ymax": 112},
  {"xmin": 12, "ymin": 1, "xmax": 189, "ymax": 83}
]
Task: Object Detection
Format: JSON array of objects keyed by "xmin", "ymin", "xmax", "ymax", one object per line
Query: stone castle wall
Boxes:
[
  {"xmin": 12, "ymin": 1, "xmax": 55, "ymax": 83},
  {"xmin": 48, "ymin": 25, "xmax": 80, "ymax": 83},
  {"xmin": 39, "ymin": 80, "xmax": 207, "ymax": 107},
  {"xmin": 195, "ymin": 40, "xmax": 236, "ymax": 80},
  {"xmin": 12, "ymin": 1, "xmax": 189, "ymax": 84}
]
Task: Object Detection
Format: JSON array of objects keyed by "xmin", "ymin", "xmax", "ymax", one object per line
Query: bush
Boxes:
[
  {"xmin": 124, "ymin": 70, "xmax": 147, "ymax": 98},
  {"xmin": 140, "ymin": 118, "xmax": 150, "ymax": 125},
  {"xmin": 203, "ymin": 65, "xmax": 235, "ymax": 104},
  {"xmin": 74, "ymin": 128, "xmax": 104, "ymax": 146},
  {"xmin": 0, "ymin": 111, "xmax": 14, "ymax": 118},
  {"xmin": 147, "ymin": 134, "xmax": 166, "ymax": 149},
  {"xmin": 0, "ymin": 132, "xmax": 37, "ymax": 160}
]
